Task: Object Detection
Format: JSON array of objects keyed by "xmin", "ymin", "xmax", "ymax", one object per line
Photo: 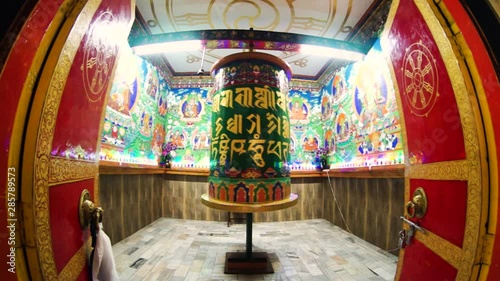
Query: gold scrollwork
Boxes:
[
  {"xmin": 49, "ymin": 157, "xmax": 98, "ymax": 184},
  {"xmin": 413, "ymin": 0, "xmax": 484, "ymax": 279},
  {"xmin": 414, "ymin": 229, "xmax": 462, "ymax": 269},
  {"xmin": 57, "ymin": 244, "xmax": 87, "ymax": 280},
  {"xmin": 383, "ymin": 0, "xmax": 484, "ymax": 279},
  {"xmin": 31, "ymin": 0, "xmax": 102, "ymax": 279},
  {"xmin": 406, "ymin": 160, "xmax": 469, "ymax": 180}
]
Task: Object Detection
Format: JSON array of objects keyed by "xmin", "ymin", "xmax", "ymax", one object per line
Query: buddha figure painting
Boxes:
[
  {"xmin": 180, "ymin": 94, "xmax": 203, "ymax": 123},
  {"xmin": 157, "ymin": 91, "xmax": 168, "ymax": 116},
  {"xmin": 170, "ymin": 129, "xmax": 185, "ymax": 148},
  {"xmin": 289, "ymin": 97, "xmax": 308, "ymax": 122},
  {"xmin": 192, "ymin": 128, "xmax": 210, "ymax": 150},
  {"xmin": 303, "ymin": 135, "xmax": 319, "ymax": 152},
  {"xmin": 321, "ymin": 90, "xmax": 333, "ymax": 120}
]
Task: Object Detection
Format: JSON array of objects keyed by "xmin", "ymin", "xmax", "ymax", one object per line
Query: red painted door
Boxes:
[
  {"xmin": 0, "ymin": 0, "xmax": 134, "ymax": 280},
  {"xmin": 384, "ymin": 0, "xmax": 488, "ymax": 280}
]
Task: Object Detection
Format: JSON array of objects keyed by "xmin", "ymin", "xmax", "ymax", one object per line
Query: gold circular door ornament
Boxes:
[
  {"xmin": 402, "ymin": 41, "xmax": 438, "ymax": 117},
  {"xmin": 406, "ymin": 187, "xmax": 428, "ymax": 219},
  {"xmin": 82, "ymin": 10, "xmax": 118, "ymax": 102}
]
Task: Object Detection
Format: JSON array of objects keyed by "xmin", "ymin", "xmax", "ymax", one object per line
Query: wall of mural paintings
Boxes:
[
  {"xmin": 100, "ymin": 39, "xmax": 404, "ymax": 169},
  {"xmin": 321, "ymin": 40, "xmax": 404, "ymax": 169},
  {"xmin": 99, "ymin": 48, "xmax": 170, "ymax": 165}
]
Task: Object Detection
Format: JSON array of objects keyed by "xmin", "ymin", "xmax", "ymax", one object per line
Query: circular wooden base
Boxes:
[{"xmin": 200, "ymin": 193, "xmax": 298, "ymax": 213}]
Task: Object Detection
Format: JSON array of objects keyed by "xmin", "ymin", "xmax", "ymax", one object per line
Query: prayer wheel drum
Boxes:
[{"xmin": 201, "ymin": 52, "xmax": 298, "ymax": 213}]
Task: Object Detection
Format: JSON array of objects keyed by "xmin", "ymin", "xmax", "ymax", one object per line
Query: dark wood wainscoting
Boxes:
[
  {"xmin": 322, "ymin": 176, "xmax": 405, "ymax": 253},
  {"xmin": 99, "ymin": 172, "xmax": 404, "ymax": 253},
  {"xmin": 99, "ymin": 174, "xmax": 164, "ymax": 244}
]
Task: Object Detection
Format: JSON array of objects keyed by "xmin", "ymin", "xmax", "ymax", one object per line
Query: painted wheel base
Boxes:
[{"xmin": 200, "ymin": 193, "xmax": 299, "ymax": 213}]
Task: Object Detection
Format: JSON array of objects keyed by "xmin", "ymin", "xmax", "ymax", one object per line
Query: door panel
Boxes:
[
  {"xmin": 49, "ymin": 180, "xmax": 95, "ymax": 272},
  {"xmin": 0, "ymin": 1, "xmax": 67, "ymax": 280},
  {"xmin": 387, "ymin": 0, "xmax": 467, "ymax": 165},
  {"xmin": 410, "ymin": 179, "xmax": 467, "ymax": 248},
  {"xmin": 383, "ymin": 0, "xmax": 486, "ymax": 280},
  {"xmin": 18, "ymin": 0, "xmax": 134, "ymax": 279},
  {"xmin": 400, "ymin": 239, "xmax": 457, "ymax": 281},
  {"xmin": 50, "ymin": 3, "xmax": 123, "ymax": 160}
]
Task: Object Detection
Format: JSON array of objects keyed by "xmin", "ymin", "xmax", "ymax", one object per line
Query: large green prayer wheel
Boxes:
[{"xmin": 201, "ymin": 52, "xmax": 298, "ymax": 212}]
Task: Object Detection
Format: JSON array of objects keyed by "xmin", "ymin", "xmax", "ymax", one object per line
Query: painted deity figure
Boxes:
[
  {"xmin": 304, "ymin": 135, "xmax": 318, "ymax": 151},
  {"xmin": 184, "ymin": 97, "xmax": 199, "ymax": 118},
  {"xmin": 291, "ymin": 101, "xmax": 306, "ymax": 120},
  {"xmin": 171, "ymin": 130, "xmax": 184, "ymax": 147}
]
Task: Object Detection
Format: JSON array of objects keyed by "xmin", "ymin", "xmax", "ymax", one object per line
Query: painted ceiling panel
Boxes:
[{"xmin": 131, "ymin": 0, "xmax": 392, "ymax": 83}]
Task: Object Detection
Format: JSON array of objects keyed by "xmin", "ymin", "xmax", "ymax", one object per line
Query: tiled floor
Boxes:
[{"xmin": 112, "ymin": 218, "xmax": 398, "ymax": 281}]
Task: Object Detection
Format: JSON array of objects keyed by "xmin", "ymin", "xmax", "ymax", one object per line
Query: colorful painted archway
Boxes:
[{"xmin": 0, "ymin": 0, "xmax": 499, "ymax": 280}]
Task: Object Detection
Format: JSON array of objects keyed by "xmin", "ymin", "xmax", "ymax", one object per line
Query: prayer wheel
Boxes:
[
  {"xmin": 201, "ymin": 51, "xmax": 299, "ymax": 274},
  {"xmin": 201, "ymin": 51, "xmax": 298, "ymax": 213}
]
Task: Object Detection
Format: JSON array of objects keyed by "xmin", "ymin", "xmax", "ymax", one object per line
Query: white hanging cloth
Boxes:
[{"xmin": 92, "ymin": 225, "xmax": 119, "ymax": 281}]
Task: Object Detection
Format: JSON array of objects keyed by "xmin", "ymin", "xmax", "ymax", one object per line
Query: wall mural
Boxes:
[
  {"xmin": 100, "ymin": 48, "xmax": 170, "ymax": 165},
  {"xmin": 322, "ymin": 39, "xmax": 404, "ymax": 168},
  {"xmin": 163, "ymin": 87, "xmax": 324, "ymax": 170},
  {"xmin": 288, "ymin": 89, "xmax": 323, "ymax": 169},
  {"xmin": 100, "ymin": 39, "xmax": 403, "ymax": 168},
  {"xmin": 166, "ymin": 88, "xmax": 212, "ymax": 167}
]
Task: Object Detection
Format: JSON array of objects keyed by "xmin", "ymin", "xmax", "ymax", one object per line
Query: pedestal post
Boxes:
[{"xmin": 246, "ymin": 213, "xmax": 253, "ymax": 259}]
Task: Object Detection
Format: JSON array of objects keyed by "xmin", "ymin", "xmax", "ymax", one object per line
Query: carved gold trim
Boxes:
[
  {"xmin": 414, "ymin": 230, "xmax": 462, "ymax": 269},
  {"xmin": 381, "ymin": 0, "xmax": 486, "ymax": 279},
  {"xmin": 29, "ymin": 0, "xmax": 102, "ymax": 280},
  {"xmin": 94, "ymin": 176, "xmax": 100, "ymax": 207},
  {"xmin": 432, "ymin": 0, "xmax": 499, "ymax": 277},
  {"xmin": 406, "ymin": 160, "xmax": 469, "ymax": 180},
  {"xmin": 7, "ymin": 0, "xmax": 81, "ymax": 279},
  {"xmin": 57, "ymin": 243, "xmax": 88, "ymax": 281},
  {"xmin": 415, "ymin": 0, "xmax": 485, "ymax": 279},
  {"xmin": 49, "ymin": 157, "xmax": 98, "ymax": 184}
]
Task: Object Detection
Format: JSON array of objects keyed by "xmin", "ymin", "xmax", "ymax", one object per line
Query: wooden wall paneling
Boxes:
[
  {"xmin": 323, "ymin": 177, "xmax": 334, "ymax": 224},
  {"xmin": 122, "ymin": 175, "xmax": 140, "ymax": 238},
  {"xmin": 150, "ymin": 175, "xmax": 163, "ymax": 222},
  {"xmin": 365, "ymin": 178, "xmax": 385, "ymax": 248},
  {"xmin": 162, "ymin": 174, "xmax": 174, "ymax": 218},
  {"xmin": 99, "ymin": 175, "xmax": 125, "ymax": 244},
  {"xmin": 139, "ymin": 174, "xmax": 153, "ymax": 228},
  {"xmin": 387, "ymin": 178, "xmax": 404, "ymax": 252},
  {"xmin": 99, "ymin": 172, "xmax": 404, "ymax": 252},
  {"xmin": 332, "ymin": 177, "xmax": 350, "ymax": 230}
]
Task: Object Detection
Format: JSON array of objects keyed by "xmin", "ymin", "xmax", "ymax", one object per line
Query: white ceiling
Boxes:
[{"xmin": 131, "ymin": 0, "xmax": 390, "ymax": 81}]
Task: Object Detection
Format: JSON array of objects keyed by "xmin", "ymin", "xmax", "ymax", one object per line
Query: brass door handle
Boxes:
[
  {"xmin": 79, "ymin": 189, "xmax": 103, "ymax": 229},
  {"xmin": 405, "ymin": 187, "xmax": 427, "ymax": 218}
]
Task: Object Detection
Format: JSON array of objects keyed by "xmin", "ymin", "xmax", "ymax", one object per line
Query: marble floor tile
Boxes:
[{"xmin": 113, "ymin": 218, "xmax": 398, "ymax": 280}]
